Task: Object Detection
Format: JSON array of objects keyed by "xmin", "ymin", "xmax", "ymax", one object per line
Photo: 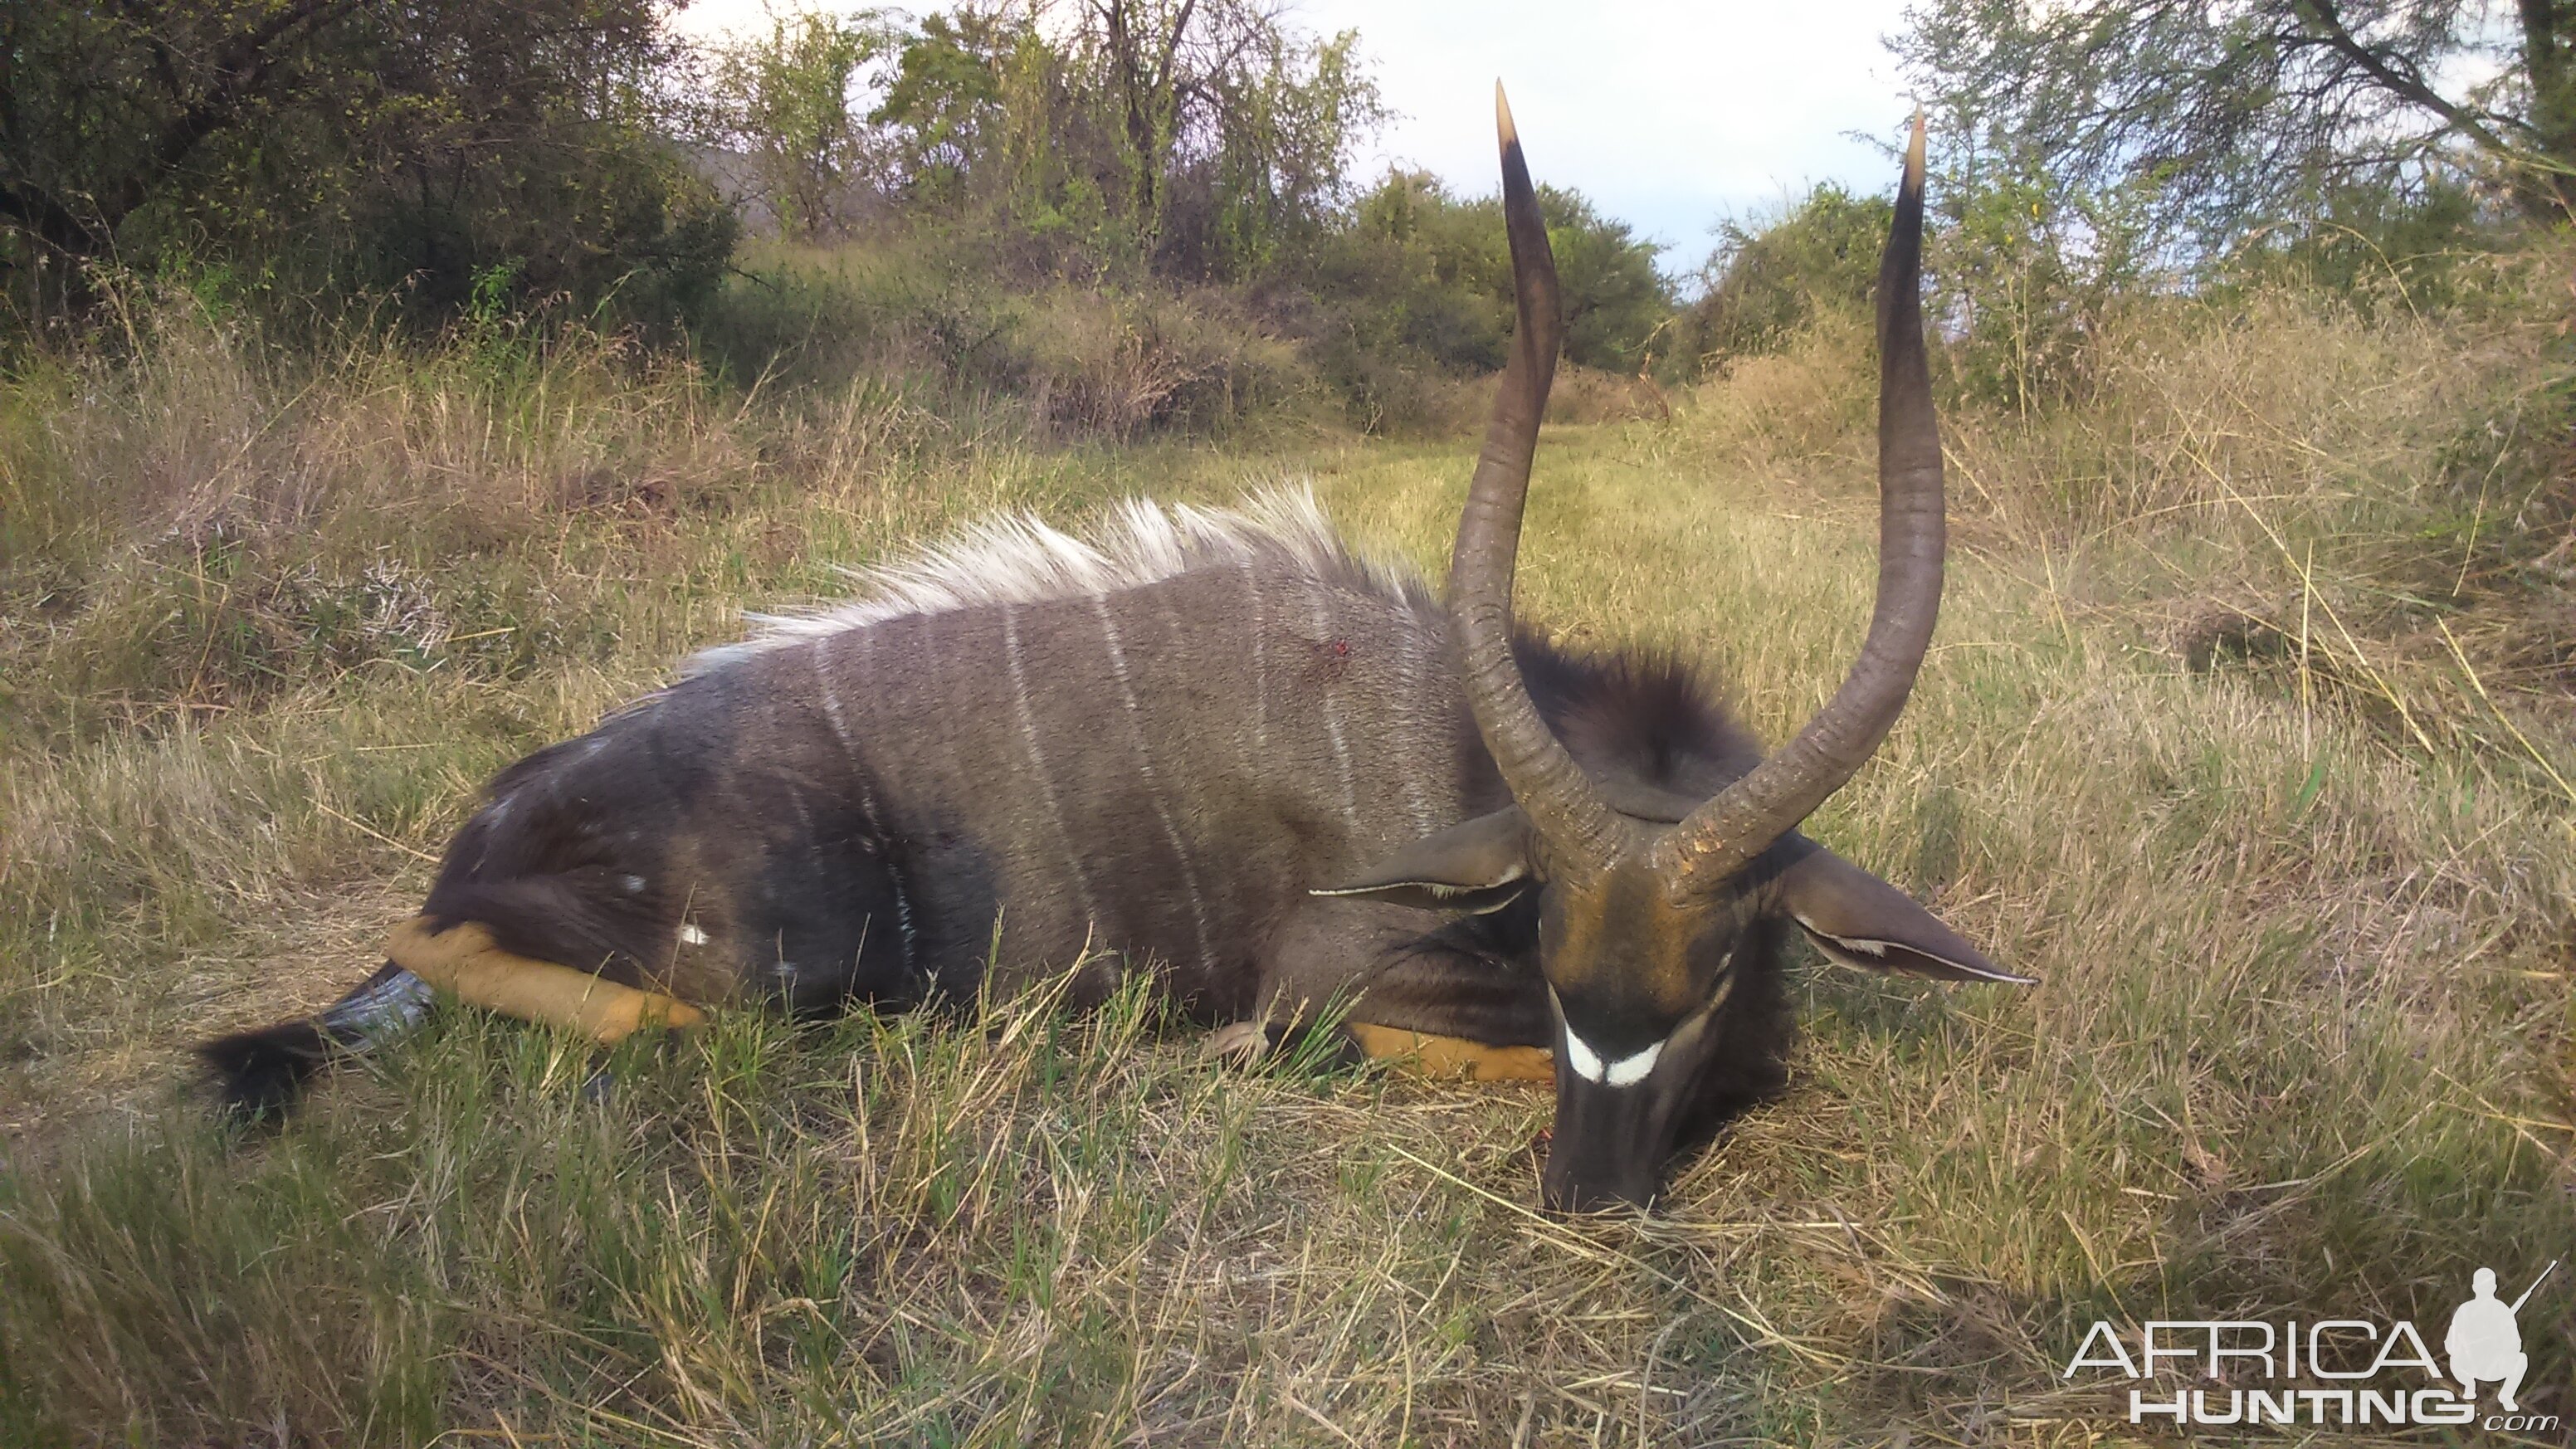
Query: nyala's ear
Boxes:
[
  {"xmin": 1313, "ymin": 808, "xmax": 1536, "ymax": 915},
  {"xmin": 1775, "ymin": 846, "xmax": 2035, "ymax": 984}
]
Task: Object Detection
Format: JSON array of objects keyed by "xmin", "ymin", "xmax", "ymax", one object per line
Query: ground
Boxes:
[{"xmin": 2, "ymin": 321, "xmax": 2570, "ymax": 1442}]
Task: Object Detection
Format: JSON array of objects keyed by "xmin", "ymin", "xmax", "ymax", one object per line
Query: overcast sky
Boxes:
[{"xmin": 671, "ymin": 0, "xmax": 1925, "ymax": 273}]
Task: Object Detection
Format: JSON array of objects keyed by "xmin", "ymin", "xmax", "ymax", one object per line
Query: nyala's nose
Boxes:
[{"xmin": 1539, "ymin": 1162, "xmax": 1658, "ymax": 1214}]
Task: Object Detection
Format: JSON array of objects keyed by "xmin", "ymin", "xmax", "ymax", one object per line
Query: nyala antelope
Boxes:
[{"xmin": 203, "ymin": 95, "xmax": 2028, "ymax": 1211}]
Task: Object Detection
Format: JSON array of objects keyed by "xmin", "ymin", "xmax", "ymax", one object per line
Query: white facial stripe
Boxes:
[
  {"xmin": 678, "ymin": 923, "xmax": 710, "ymax": 946},
  {"xmin": 1560, "ymin": 1027, "xmax": 1665, "ymax": 1088},
  {"xmin": 1603, "ymin": 1040, "xmax": 1662, "ymax": 1087},
  {"xmin": 1561, "ymin": 1027, "xmax": 1606, "ymax": 1083},
  {"xmin": 1554, "ymin": 959, "xmax": 1737, "ymax": 1089}
]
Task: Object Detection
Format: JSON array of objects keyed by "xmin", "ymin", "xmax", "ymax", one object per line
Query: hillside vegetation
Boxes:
[{"xmin": 2, "ymin": 238, "xmax": 2569, "ymax": 1439}]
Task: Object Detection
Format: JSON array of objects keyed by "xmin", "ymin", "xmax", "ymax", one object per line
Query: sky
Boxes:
[{"xmin": 670, "ymin": 0, "xmax": 1925, "ymax": 274}]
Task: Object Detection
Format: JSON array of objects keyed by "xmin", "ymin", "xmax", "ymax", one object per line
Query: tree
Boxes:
[
  {"xmin": 0, "ymin": 0, "xmax": 733, "ymax": 324},
  {"xmin": 871, "ymin": 10, "xmax": 1019, "ymax": 203},
  {"xmin": 864, "ymin": 0, "xmax": 1381, "ymax": 278},
  {"xmin": 1676, "ymin": 183, "xmax": 1892, "ymax": 371},
  {"xmin": 1311, "ymin": 170, "xmax": 1671, "ymax": 375},
  {"xmin": 1537, "ymin": 187, "xmax": 1671, "ymax": 373},
  {"xmin": 1892, "ymin": 0, "xmax": 2576, "ymax": 236},
  {"xmin": 2, "ymin": 0, "xmax": 376, "ymax": 261},
  {"xmin": 704, "ymin": 8, "xmax": 903, "ymax": 238}
]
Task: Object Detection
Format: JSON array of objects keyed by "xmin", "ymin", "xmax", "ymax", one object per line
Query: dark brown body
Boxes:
[
  {"xmin": 417, "ymin": 509, "xmax": 1780, "ymax": 1087},
  {"xmin": 204, "ymin": 495, "xmax": 1797, "ymax": 1143}
]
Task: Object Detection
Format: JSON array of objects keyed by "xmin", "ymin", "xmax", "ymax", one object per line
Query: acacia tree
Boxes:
[{"xmin": 1893, "ymin": 0, "xmax": 2576, "ymax": 236}]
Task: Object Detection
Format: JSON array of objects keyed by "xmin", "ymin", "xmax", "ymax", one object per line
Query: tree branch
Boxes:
[
  {"xmin": 0, "ymin": 179, "xmax": 109, "ymax": 256},
  {"xmin": 2292, "ymin": 0, "xmax": 2520, "ymax": 158}
]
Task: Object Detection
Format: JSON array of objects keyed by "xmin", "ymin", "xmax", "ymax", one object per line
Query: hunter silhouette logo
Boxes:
[{"xmin": 2447, "ymin": 1261, "xmax": 2555, "ymax": 1412}]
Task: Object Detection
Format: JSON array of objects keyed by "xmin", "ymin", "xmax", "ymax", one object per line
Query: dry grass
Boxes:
[{"xmin": 0, "ymin": 273, "xmax": 2570, "ymax": 1444}]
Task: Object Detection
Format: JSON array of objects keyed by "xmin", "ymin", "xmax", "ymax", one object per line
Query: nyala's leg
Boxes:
[
  {"xmin": 203, "ymin": 919, "xmax": 712, "ymax": 1119},
  {"xmin": 1228, "ymin": 896, "xmax": 1554, "ymax": 1081},
  {"xmin": 198, "ymin": 962, "xmax": 437, "ymax": 1116}
]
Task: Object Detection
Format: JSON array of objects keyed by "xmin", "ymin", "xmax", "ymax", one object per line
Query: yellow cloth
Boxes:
[
  {"xmin": 1347, "ymin": 1023, "xmax": 1554, "ymax": 1082},
  {"xmin": 387, "ymin": 918, "xmax": 705, "ymax": 1042}
]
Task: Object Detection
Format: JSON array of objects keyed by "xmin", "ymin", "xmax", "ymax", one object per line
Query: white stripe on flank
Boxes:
[
  {"xmin": 1301, "ymin": 582, "xmax": 1359, "ymax": 832},
  {"xmin": 817, "ymin": 632, "xmax": 917, "ymax": 973},
  {"xmin": 1397, "ymin": 626, "xmax": 1434, "ymax": 834},
  {"xmin": 783, "ymin": 784, "xmax": 818, "ymax": 856},
  {"xmin": 1003, "ymin": 603, "xmax": 1101, "ymax": 932},
  {"xmin": 1243, "ymin": 556, "xmax": 1267, "ymax": 757},
  {"xmin": 1093, "ymin": 595, "xmax": 1215, "ymax": 972}
]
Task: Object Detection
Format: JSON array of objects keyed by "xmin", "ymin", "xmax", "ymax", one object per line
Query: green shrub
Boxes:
[
  {"xmin": 1287, "ymin": 170, "xmax": 1675, "ymax": 425},
  {"xmin": 1674, "ymin": 183, "xmax": 1891, "ymax": 373},
  {"xmin": 2, "ymin": 0, "xmax": 737, "ymax": 334}
]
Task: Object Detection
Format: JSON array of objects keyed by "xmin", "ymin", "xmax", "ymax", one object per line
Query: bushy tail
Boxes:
[{"xmin": 197, "ymin": 961, "xmax": 436, "ymax": 1117}]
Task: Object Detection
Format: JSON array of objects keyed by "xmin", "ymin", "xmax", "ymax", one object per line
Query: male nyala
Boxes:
[{"xmin": 205, "ymin": 95, "xmax": 2027, "ymax": 1211}]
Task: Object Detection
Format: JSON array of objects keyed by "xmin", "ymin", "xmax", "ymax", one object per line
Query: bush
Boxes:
[
  {"xmin": 692, "ymin": 231, "xmax": 1312, "ymax": 440},
  {"xmin": 1284, "ymin": 170, "xmax": 1674, "ymax": 426},
  {"xmin": 1674, "ymin": 183, "xmax": 1891, "ymax": 374},
  {"xmin": 2217, "ymin": 176, "xmax": 2525, "ymax": 318},
  {"xmin": 1671, "ymin": 231, "xmax": 2575, "ymax": 774},
  {"xmin": 1012, "ymin": 285, "xmax": 1310, "ymax": 439},
  {"xmin": 2, "ymin": 0, "xmax": 737, "ymax": 334}
]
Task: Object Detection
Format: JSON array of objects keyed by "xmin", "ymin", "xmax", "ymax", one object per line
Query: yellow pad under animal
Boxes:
[
  {"xmin": 1347, "ymin": 1023, "xmax": 1554, "ymax": 1082},
  {"xmin": 387, "ymin": 918, "xmax": 705, "ymax": 1043}
]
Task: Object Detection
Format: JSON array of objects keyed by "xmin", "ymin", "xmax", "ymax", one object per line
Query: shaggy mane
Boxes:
[{"xmin": 684, "ymin": 485, "xmax": 1429, "ymax": 676}]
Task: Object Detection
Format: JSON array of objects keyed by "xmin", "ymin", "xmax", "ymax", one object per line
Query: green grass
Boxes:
[{"xmin": 0, "ymin": 285, "xmax": 2569, "ymax": 1443}]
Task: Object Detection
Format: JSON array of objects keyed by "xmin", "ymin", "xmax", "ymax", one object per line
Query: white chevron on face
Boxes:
[{"xmin": 1559, "ymin": 1026, "xmax": 1662, "ymax": 1088}]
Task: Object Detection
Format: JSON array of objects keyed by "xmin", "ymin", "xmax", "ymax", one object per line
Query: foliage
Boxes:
[
  {"xmin": 1, "ymin": 259, "xmax": 2569, "ymax": 1437},
  {"xmin": 1720, "ymin": 140, "xmax": 2532, "ymax": 422},
  {"xmin": 871, "ymin": 11, "xmax": 1021, "ymax": 205},
  {"xmin": 2219, "ymin": 173, "xmax": 2525, "ymax": 312},
  {"xmin": 1891, "ymin": 0, "xmax": 2576, "ymax": 241},
  {"xmin": 0, "ymin": 0, "xmax": 1666, "ymax": 424},
  {"xmin": 1924, "ymin": 129, "xmax": 2168, "ymax": 411},
  {"xmin": 0, "ymin": 0, "xmax": 736, "ymax": 329},
  {"xmin": 1539, "ymin": 187, "xmax": 1672, "ymax": 373},
  {"xmin": 1677, "ymin": 150, "xmax": 2154, "ymax": 413},
  {"xmin": 1295, "ymin": 169, "xmax": 1671, "ymax": 408},
  {"xmin": 860, "ymin": 0, "xmax": 1386, "ymax": 281},
  {"xmin": 698, "ymin": 7, "xmax": 905, "ymax": 240},
  {"xmin": 1674, "ymin": 183, "xmax": 1892, "ymax": 373}
]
